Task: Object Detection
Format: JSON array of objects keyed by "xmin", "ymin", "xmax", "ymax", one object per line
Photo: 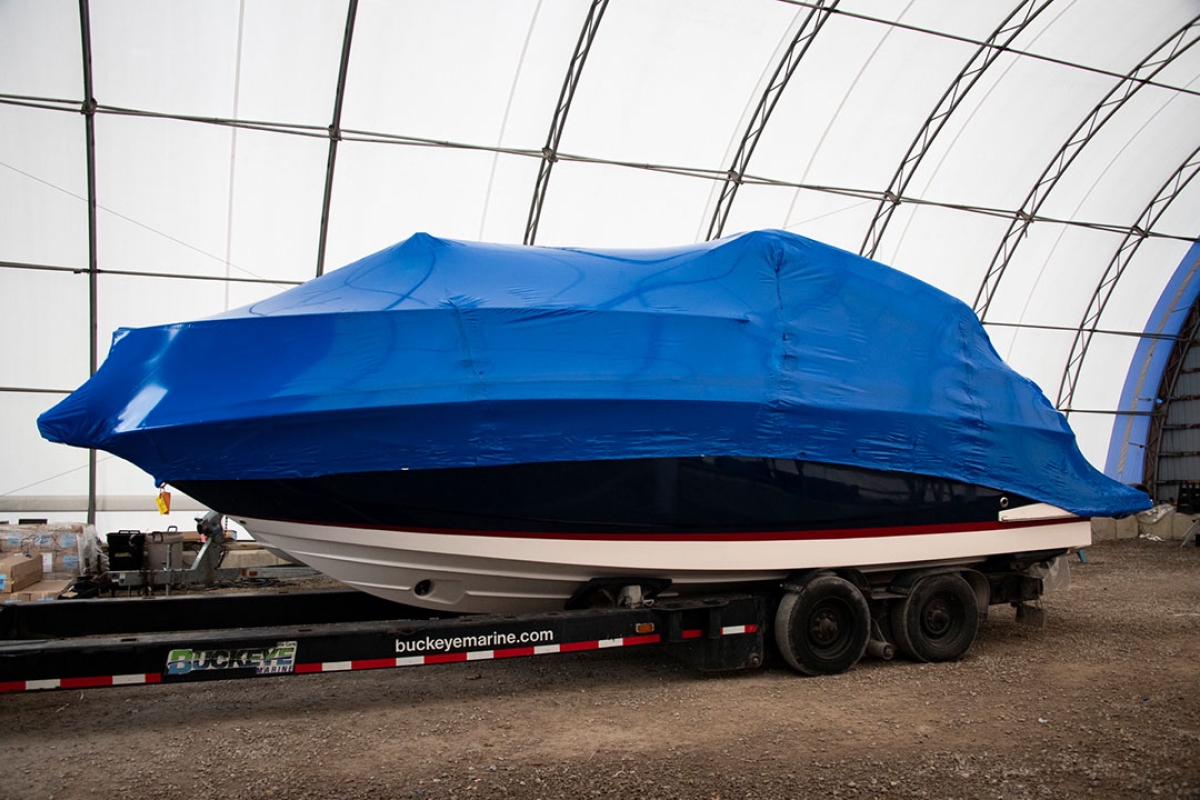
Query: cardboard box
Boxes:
[
  {"xmin": 1, "ymin": 524, "xmax": 83, "ymax": 553},
  {"xmin": 0, "ymin": 553, "xmax": 42, "ymax": 594},
  {"xmin": 52, "ymin": 552, "xmax": 82, "ymax": 575},
  {"xmin": 16, "ymin": 579, "xmax": 73, "ymax": 602},
  {"xmin": 0, "ymin": 523, "xmax": 98, "ymax": 579}
]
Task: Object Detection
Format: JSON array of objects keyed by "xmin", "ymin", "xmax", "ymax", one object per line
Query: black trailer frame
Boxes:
[
  {"xmin": 0, "ymin": 590, "xmax": 766, "ymax": 692},
  {"xmin": 0, "ymin": 545, "xmax": 1070, "ymax": 691}
]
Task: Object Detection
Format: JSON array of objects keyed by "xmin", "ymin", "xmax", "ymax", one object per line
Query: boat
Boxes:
[{"xmin": 38, "ymin": 230, "xmax": 1150, "ymax": 614}]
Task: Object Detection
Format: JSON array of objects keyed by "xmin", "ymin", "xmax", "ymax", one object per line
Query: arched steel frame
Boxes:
[
  {"xmin": 315, "ymin": 0, "xmax": 359, "ymax": 278},
  {"xmin": 1056, "ymin": 144, "xmax": 1200, "ymax": 414},
  {"xmin": 972, "ymin": 15, "xmax": 1200, "ymax": 319},
  {"xmin": 4, "ymin": 3, "xmax": 1200, "ymax": 514},
  {"xmin": 4, "ymin": 95, "xmax": 1194, "ymax": 271},
  {"xmin": 1, "ymin": 8, "xmax": 1196, "ymax": 328},
  {"xmin": 779, "ymin": 1, "xmax": 1200, "ymax": 102},
  {"xmin": 523, "ymin": 0, "xmax": 609, "ymax": 246},
  {"xmin": 704, "ymin": 0, "xmax": 838, "ymax": 241},
  {"xmin": 858, "ymin": 0, "xmax": 1050, "ymax": 260},
  {"xmin": 77, "ymin": 0, "xmax": 99, "ymax": 525},
  {"xmin": 1143, "ymin": 291, "xmax": 1200, "ymax": 501}
]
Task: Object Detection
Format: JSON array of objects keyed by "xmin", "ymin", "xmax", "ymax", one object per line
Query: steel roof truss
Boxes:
[
  {"xmin": 706, "ymin": 0, "xmax": 838, "ymax": 241},
  {"xmin": 973, "ymin": 16, "xmax": 1200, "ymax": 318},
  {"xmin": 860, "ymin": 0, "xmax": 1051, "ymax": 259},
  {"xmin": 523, "ymin": 0, "xmax": 609, "ymax": 246},
  {"xmin": 1057, "ymin": 144, "xmax": 1200, "ymax": 412}
]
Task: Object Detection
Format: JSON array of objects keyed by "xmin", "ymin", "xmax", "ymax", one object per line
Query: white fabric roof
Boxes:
[{"xmin": 3, "ymin": 0, "xmax": 1199, "ymax": 526}]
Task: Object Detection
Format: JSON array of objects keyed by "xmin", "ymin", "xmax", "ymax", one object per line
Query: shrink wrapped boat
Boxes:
[{"xmin": 39, "ymin": 230, "xmax": 1149, "ymax": 614}]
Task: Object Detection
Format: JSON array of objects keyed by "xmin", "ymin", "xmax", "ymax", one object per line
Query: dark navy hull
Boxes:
[{"xmin": 177, "ymin": 456, "xmax": 1035, "ymax": 535}]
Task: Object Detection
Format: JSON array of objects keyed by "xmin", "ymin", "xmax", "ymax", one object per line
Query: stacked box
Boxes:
[
  {"xmin": 15, "ymin": 579, "xmax": 74, "ymax": 602},
  {"xmin": 0, "ymin": 523, "xmax": 97, "ymax": 579},
  {"xmin": 0, "ymin": 553, "xmax": 42, "ymax": 594}
]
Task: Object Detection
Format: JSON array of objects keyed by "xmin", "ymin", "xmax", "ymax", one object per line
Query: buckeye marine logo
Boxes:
[{"xmin": 166, "ymin": 641, "xmax": 297, "ymax": 676}]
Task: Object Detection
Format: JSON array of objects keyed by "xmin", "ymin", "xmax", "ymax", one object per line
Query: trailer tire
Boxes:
[
  {"xmin": 774, "ymin": 575, "xmax": 870, "ymax": 676},
  {"xmin": 890, "ymin": 572, "xmax": 979, "ymax": 663}
]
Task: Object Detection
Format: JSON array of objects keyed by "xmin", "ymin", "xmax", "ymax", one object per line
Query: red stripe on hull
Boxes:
[{"xmin": 251, "ymin": 516, "xmax": 1078, "ymax": 543}]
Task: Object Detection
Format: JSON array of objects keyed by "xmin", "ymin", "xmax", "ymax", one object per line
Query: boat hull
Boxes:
[
  {"xmin": 233, "ymin": 514, "xmax": 1090, "ymax": 614},
  {"xmin": 177, "ymin": 457, "xmax": 1089, "ymax": 613}
]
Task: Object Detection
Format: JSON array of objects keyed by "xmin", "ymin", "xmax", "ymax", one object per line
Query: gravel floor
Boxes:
[{"xmin": 2, "ymin": 538, "xmax": 1198, "ymax": 800}]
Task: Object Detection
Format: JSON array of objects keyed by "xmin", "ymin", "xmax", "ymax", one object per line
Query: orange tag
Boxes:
[{"xmin": 156, "ymin": 490, "xmax": 171, "ymax": 515}]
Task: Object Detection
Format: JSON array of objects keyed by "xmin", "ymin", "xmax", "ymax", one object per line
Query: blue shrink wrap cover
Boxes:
[{"xmin": 38, "ymin": 230, "xmax": 1149, "ymax": 518}]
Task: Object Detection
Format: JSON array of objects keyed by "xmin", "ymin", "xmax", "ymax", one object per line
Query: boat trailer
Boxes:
[{"xmin": 0, "ymin": 547, "xmax": 1064, "ymax": 692}]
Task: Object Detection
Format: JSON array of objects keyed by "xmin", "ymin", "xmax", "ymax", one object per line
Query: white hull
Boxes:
[{"xmin": 235, "ymin": 508, "xmax": 1091, "ymax": 614}]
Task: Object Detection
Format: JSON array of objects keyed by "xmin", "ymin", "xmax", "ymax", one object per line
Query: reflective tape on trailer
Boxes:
[
  {"xmin": 0, "ymin": 673, "xmax": 162, "ymax": 693},
  {"xmin": 680, "ymin": 623, "xmax": 759, "ymax": 640},
  {"xmin": 293, "ymin": 625, "xmax": 758, "ymax": 675},
  {"xmin": 294, "ymin": 633, "xmax": 666, "ymax": 674}
]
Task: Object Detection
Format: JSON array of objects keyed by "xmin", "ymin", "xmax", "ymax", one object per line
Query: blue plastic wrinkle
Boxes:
[{"xmin": 38, "ymin": 229, "xmax": 1149, "ymax": 518}]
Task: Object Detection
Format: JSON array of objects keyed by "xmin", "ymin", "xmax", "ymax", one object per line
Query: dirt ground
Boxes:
[{"xmin": 2, "ymin": 539, "xmax": 1198, "ymax": 800}]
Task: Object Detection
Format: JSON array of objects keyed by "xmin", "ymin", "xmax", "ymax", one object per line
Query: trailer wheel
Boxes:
[
  {"xmin": 890, "ymin": 573, "xmax": 979, "ymax": 663},
  {"xmin": 774, "ymin": 575, "xmax": 870, "ymax": 676}
]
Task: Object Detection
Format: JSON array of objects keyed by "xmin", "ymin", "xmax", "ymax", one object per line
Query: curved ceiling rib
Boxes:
[
  {"xmin": 1057, "ymin": 143, "xmax": 1200, "ymax": 414},
  {"xmin": 858, "ymin": 0, "xmax": 1051, "ymax": 260},
  {"xmin": 704, "ymin": 0, "xmax": 838, "ymax": 241},
  {"xmin": 315, "ymin": 0, "xmax": 359, "ymax": 278},
  {"xmin": 8, "ymin": 94, "xmax": 1194, "ymax": 260},
  {"xmin": 5, "ymin": 5, "xmax": 1200, "ymax": 517},
  {"xmin": 76, "ymin": 0, "xmax": 98, "ymax": 525},
  {"xmin": 1143, "ymin": 289, "xmax": 1200, "ymax": 502},
  {"xmin": 76, "ymin": 0, "xmax": 97, "ymax": 379},
  {"xmin": 522, "ymin": 0, "xmax": 609, "ymax": 246},
  {"xmin": 972, "ymin": 15, "xmax": 1200, "ymax": 319},
  {"xmin": 779, "ymin": 0, "xmax": 1200, "ymax": 99}
]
